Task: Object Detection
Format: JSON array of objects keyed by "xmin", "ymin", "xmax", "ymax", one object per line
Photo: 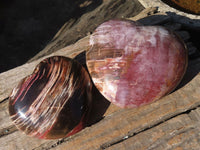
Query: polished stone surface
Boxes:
[
  {"xmin": 9, "ymin": 56, "xmax": 92, "ymax": 139},
  {"xmin": 162, "ymin": 0, "xmax": 200, "ymax": 14},
  {"xmin": 86, "ymin": 19, "xmax": 188, "ymax": 108}
]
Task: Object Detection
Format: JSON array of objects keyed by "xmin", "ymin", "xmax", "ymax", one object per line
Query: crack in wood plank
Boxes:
[
  {"xmin": 99, "ymin": 106, "xmax": 200, "ymax": 149},
  {"xmin": 103, "ymin": 107, "xmax": 200, "ymax": 150},
  {"xmin": 0, "ymin": 126, "xmax": 17, "ymax": 138}
]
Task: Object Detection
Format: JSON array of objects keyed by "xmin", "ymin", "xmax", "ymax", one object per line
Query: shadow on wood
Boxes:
[
  {"xmin": 74, "ymin": 51, "xmax": 110, "ymax": 126},
  {"xmin": 0, "ymin": 0, "xmax": 103, "ymax": 73}
]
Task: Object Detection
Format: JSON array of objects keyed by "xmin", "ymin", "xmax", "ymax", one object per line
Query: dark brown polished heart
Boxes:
[{"xmin": 8, "ymin": 56, "xmax": 93, "ymax": 139}]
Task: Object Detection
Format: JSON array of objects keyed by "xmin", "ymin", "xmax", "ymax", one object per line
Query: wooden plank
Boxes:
[
  {"xmin": 32, "ymin": 71, "xmax": 200, "ymax": 150},
  {"xmin": 0, "ymin": 7, "xmax": 182, "ymax": 103},
  {"xmin": 0, "ymin": 100, "xmax": 14, "ymax": 130},
  {"xmin": 28, "ymin": 0, "xmax": 144, "ymax": 63},
  {"xmin": 105, "ymin": 107, "xmax": 200, "ymax": 150},
  {"xmin": 0, "ymin": 8, "xmax": 200, "ymax": 150},
  {"xmin": 1, "ymin": 56, "xmax": 199, "ymax": 150},
  {"xmin": 0, "ymin": 36, "xmax": 90, "ymax": 150},
  {"xmin": 0, "ymin": 131, "xmax": 54, "ymax": 150},
  {"xmin": 0, "ymin": 8, "xmax": 160, "ymax": 150},
  {"xmin": 0, "ymin": 7, "xmax": 161, "ymax": 102},
  {"xmin": 0, "ymin": 36, "xmax": 90, "ymax": 102}
]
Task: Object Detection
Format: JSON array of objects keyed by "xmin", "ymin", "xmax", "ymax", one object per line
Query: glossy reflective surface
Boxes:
[
  {"xmin": 86, "ymin": 19, "xmax": 188, "ymax": 108},
  {"xmin": 162, "ymin": 0, "xmax": 200, "ymax": 14},
  {"xmin": 9, "ymin": 56, "xmax": 92, "ymax": 139}
]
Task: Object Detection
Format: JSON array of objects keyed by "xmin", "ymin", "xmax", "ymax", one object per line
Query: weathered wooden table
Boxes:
[{"xmin": 0, "ymin": 6, "xmax": 200, "ymax": 150}]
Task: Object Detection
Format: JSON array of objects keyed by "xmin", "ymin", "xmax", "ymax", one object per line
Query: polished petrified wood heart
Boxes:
[
  {"xmin": 86, "ymin": 19, "xmax": 188, "ymax": 108},
  {"xmin": 9, "ymin": 56, "xmax": 93, "ymax": 139}
]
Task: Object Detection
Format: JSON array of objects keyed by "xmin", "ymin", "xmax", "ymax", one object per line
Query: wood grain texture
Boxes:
[
  {"xmin": 0, "ymin": 36, "xmax": 90, "ymax": 102},
  {"xmin": 105, "ymin": 107, "xmax": 200, "ymax": 150},
  {"xmin": 28, "ymin": 0, "xmax": 144, "ymax": 63},
  {"xmin": 0, "ymin": 7, "xmax": 200, "ymax": 150},
  {"xmin": 32, "ymin": 71, "xmax": 200, "ymax": 150},
  {"xmin": 0, "ymin": 7, "xmax": 161, "ymax": 103}
]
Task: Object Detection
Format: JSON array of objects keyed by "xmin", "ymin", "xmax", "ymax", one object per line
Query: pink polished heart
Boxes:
[{"xmin": 86, "ymin": 19, "xmax": 188, "ymax": 108}]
